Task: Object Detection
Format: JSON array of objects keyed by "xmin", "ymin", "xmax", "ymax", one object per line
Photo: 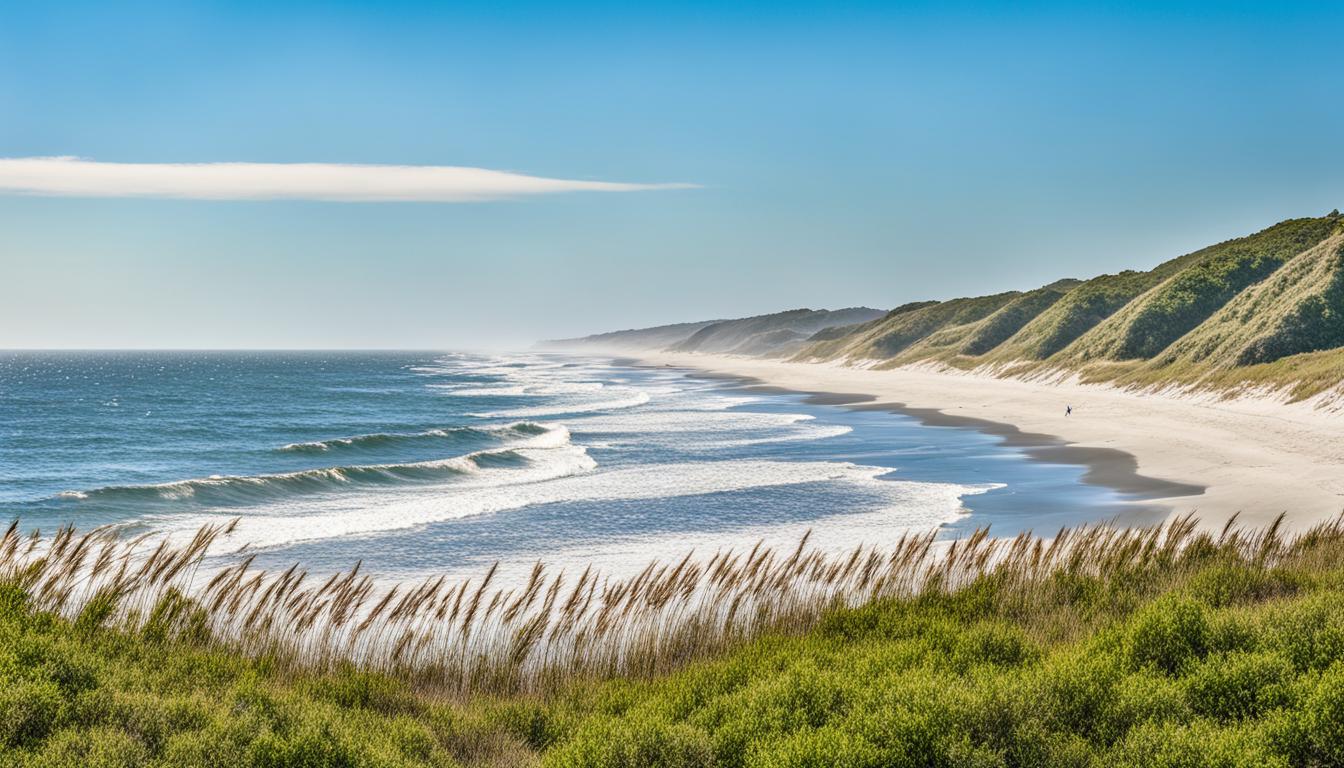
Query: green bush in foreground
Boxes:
[{"xmin": 8, "ymin": 516, "xmax": 1344, "ymax": 766}]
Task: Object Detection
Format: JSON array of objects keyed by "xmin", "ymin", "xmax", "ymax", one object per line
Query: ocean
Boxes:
[{"xmin": 0, "ymin": 351, "xmax": 1157, "ymax": 583}]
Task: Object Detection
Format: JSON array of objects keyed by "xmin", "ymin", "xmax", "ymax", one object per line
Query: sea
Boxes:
[{"xmin": 0, "ymin": 351, "xmax": 1159, "ymax": 583}]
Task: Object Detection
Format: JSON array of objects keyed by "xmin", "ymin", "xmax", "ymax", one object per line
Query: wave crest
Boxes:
[
  {"xmin": 60, "ymin": 425, "xmax": 574, "ymax": 507},
  {"xmin": 471, "ymin": 391, "xmax": 650, "ymax": 419},
  {"xmin": 276, "ymin": 421, "xmax": 549, "ymax": 453}
]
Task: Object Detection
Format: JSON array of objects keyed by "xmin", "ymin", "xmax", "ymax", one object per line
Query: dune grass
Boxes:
[
  {"xmin": 8, "ymin": 513, "xmax": 1344, "ymax": 765},
  {"xmin": 785, "ymin": 213, "xmax": 1344, "ymax": 400}
]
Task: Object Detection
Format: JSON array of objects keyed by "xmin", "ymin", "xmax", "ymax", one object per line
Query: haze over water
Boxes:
[{"xmin": 0, "ymin": 351, "xmax": 1151, "ymax": 582}]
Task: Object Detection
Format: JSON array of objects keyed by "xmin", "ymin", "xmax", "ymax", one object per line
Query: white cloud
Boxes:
[{"xmin": 0, "ymin": 157, "xmax": 696, "ymax": 202}]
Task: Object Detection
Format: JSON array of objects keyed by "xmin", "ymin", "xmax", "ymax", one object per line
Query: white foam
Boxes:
[
  {"xmin": 716, "ymin": 424, "xmax": 854, "ymax": 447},
  {"xmin": 471, "ymin": 390, "xmax": 650, "ymax": 418},
  {"xmin": 456, "ymin": 362, "xmax": 570, "ymax": 377},
  {"xmin": 529, "ymin": 382, "xmax": 607, "ymax": 395},
  {"xmin": 428, "ymin": 383, "xmax": 529, "ymax": 397},
  {"xmin": 430, "ymin": 381, "xmax": 607, "ymax": 398},
  {"xmin": 568, "ymin": 410, "xmax": 814, "ymax": 434},
  {"xmin": 184, "ymin": 458, "xmax": 994, "ymax": 554},
  {"xmin": 562, "ymin": 409, "xmax": 852, "ymax": 449}
]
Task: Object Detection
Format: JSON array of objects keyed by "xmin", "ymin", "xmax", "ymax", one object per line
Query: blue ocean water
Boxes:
[{"xmin": 0, "ymin": 351, "xmax": 1155, "ymax": 581}]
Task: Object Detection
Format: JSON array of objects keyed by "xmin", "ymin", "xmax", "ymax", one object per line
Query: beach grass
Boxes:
[
  {"xmin": 7, "ymin": 513, "xmax": 1344, "ymax": 765},
  {"xmin": 785, "ymin": 213, "xmax": 1344, "ymax": 402}
]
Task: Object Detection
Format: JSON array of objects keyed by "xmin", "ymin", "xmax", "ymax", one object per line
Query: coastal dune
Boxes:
[{"xmin": 638, "ymin": 351, "xmax": 1344, "ymax": 532}]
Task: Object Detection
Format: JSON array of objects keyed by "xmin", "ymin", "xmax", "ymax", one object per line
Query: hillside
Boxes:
[
  {"xmin": 800, "ymin": 282, "xmax": 1084, "ymax": 366},
  {"xmin": 544, "ymin": 211, "xmax": 1344, "ymax": 399},
  {"xmin": 541, "ymin": 307, "xmax": 883, "ymax": 358},
  {"xmin": 794, "ymin": 211, "xmax": 1344, "ymax": 398},
  {"xmin": 1054, "ymin": 216, "xmax": 1342, "ymax": 365},
  {"xmin": 1116, "ymin": 229, "xmax": 1344, "ymax": 397},
  {"xmin": 537, "ymin": 319, "xmax": 724, "ymax": 353},
  {"xmin": 669, "ymin": 307, "xmax": 884, "ymax": 357}
]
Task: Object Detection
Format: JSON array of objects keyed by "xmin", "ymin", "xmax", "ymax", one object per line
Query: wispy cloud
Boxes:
[{"xmin": 0, "ymin": 157, "xmax": 697, "ymax": 202}]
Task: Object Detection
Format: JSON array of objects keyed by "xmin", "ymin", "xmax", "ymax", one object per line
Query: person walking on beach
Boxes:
[{"xmin": 1066, "ymin": 405, "xmax": 1072, "ymax": 417}]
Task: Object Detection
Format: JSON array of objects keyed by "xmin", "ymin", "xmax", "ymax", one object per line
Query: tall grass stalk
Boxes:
[{"xmin": 0, "ymin": 512, "xmax": 1320, "ymax": 696}]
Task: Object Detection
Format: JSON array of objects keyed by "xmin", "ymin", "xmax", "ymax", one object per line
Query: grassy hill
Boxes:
[
  {"xmin": 1105, "ymin": 231, "xmax": 1344, "ymax": 399},
  {"xmin": 793, "ymin": 211, "xmax": 1344, "ymax": 399},
  {"xmin": 544, "ymin": 211, "xmax": 1344, "ymax": 399},
  {"xmin": 987, "ymin": 267, "xmax": 1198, "ymax": 362},
  {"xmin": 1150, "ymin": 231, "xmax": 1344, "ymax": 369},
  {"xmin": 961, "ymin": 280, "xmax": 1083, "ymax": 356},
  {"xmin": 1054, "ymin": 216, "xmax": 1342, "ymax": 364},
  {"xmin": 536, "ymin": 319, "xmax": 725, "ymax": 353},
  {"xmin": 794, "ymin": 293, "xmax": 1021, "ymax": 364},
  {"xmin": 542, "ymin": 307, "xmax": 884, "ymax": 358},
  {"xmin": 668, "ymin": 307, "xmax": 884, "ymax": 357}
]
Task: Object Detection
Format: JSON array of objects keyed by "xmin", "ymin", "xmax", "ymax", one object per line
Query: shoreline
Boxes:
[
  {"xmin": 630, "ymin": 352, "xmax": 1344, "ymax": 532},
  {"xmin": 675, "ymin": 369, "xmax": 1201, "ymax": 526}
]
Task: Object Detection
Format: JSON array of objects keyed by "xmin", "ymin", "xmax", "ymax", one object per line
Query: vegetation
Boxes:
[
  {"xmin": 543, "ymin": 308, "xmax": 884, "ymax": 358},
  {"xmin": 792, "ymin": 211, "xmax": 1344, "ymax": 398},
  {"xmin": 545, "ymin": 211, "xmax": 1344, "ymax": 398},
  {"xmin": 1237, "ymin": 240, "xmax": 1344, "ymax": 366},
  {"xmin": 818, "ymin": 292, "xmax": 1019, "ymax": 361},
  {"xmin": 960, "ymin": 280, "xmax": 1080, "ymax": 356},
  {"xmin": 1062, "ymin": 216, "xmax": 1342, "ymax": 363},
  {"xmin": 1054, "ymin": 231, "xmax": 1344, "ymax": 400},
  {"xmin": 999, "ymin": 267, "xmax": 1181, "ymax": 360},
  {"xmin": 14, "ymin": 514, "xmax": 1344, "ymax": 765},
  {"xmin": 668, "ymin": 308, "xmax": 884, "ymax": 357}
]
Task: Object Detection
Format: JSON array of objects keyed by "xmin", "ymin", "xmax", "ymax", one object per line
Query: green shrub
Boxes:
[
  {"xmin": 73, "ymin": 588, "xmax": 122, "ymax": 638},
  {"xmin": 1183, "ymin": 651, "xmax": 1293, "ymax": 721},
  {"xmin": 1098, "ymin": 670, "xmax": 1191, "ymax": 744},
  {"xmin": 939, "ymin": 737, "xmax": 1007, "ymax": 768},
  {"xmin": 544, "ymin": 714, "xmax": 714, "ymax": 768},
  {"xmin": 1204, "ymin": 613, "xmax": 1260, "ymax": 655},
  {"xmin": 159, "ymin": 716, "xmax": 266, "ymax": 768},
  {"xmin": 950, "ymin": 622, "xmax": 1038, "ymax": 671},
  {"xmin": 747, "ymin": 723, "xmax": 885, "ymax": 768},
  {"xmin": 1266, "ymin": 593, "xmax": 1344, "ymax": 671},
  {"xmin": 1304, "ymin": 663, "xmax": 1344, "ymax": 763},
  {"xmin": 25, "ymin": 725, "xmax": 151, "ymax": 768},
  {"xmin": 486, "ymin": 699, "xmax": 569, "ymax": 751},
  {"xmin": 1126, "ymin": 598, "xmax": 1211, "ymax": 674},
  {"xmin": 689, "ymin": 662, "xmax": 853, "ymax": 764},
  {"xmin": 1034, "ymin": 649, "xmax": 1126, "ymax": 738},
  {"xmin": 846, "ymin": 692, "xmax": 950, "ymax": 767},
  {"xmin": 1106, "ymin": 719, "xmax": 1288, "ymax": 767},
  {"xmin": 1257, "ymin": 708, "xmax": 1313, "ymax": 766},
  {"xmin": 0, "ymin": 679, "xmax": 64, "ymax": 748}
]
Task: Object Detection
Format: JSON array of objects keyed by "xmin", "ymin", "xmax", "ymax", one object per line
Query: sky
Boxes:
[{"xmin": 2, "ymin": 1, "xmax": 1342, "ymax": 349}]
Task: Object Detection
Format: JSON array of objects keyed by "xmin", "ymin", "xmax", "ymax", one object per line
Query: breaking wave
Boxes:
[
  {"xmin": 276, "ymin": 421, "xmax": 549, "ymax": 454},
  {"xmin": 58, "ymin": 425, "xmax": 577, "ymax": 507}
]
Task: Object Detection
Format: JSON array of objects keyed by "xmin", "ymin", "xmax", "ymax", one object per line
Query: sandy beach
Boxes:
[{"xmin": 637, "ymin": 351, "xmax": 1344, "ymax": 532}]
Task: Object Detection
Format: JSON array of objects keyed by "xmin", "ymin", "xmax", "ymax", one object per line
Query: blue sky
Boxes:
[{"xmin": 2, "ymin": 1, "xmax": 1341, "ymax": 348}]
